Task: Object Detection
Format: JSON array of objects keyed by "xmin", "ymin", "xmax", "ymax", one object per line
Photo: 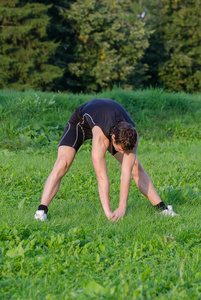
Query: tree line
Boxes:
[{"xmin": 0, "ymin": 0, "xmax": 201, "ymax": 93}]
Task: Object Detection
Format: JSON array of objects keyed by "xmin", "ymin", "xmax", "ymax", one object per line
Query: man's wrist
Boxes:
[
  {"xmin": 118, "ymin": 205, "xmax": 126, "ymax": 211},
  {"xmin": 104, "ymin": 207, "xmax": 112, "ymax": 214}
]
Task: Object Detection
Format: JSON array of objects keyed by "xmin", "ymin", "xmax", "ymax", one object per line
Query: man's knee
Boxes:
[
  {"xmin": 53, "ymin": 146, "xmax": 76, "ymax": 178},
  {"xmin": 53, "ymin": 157, "xmax": 69, "ymax": 178}
]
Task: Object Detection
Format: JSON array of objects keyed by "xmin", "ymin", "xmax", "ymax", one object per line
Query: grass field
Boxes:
[{"xmin": 0, "ymin": 88, "xmax": 201, "ymax": 299}]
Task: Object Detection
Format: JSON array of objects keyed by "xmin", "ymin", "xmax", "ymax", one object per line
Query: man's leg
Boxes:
[
  {"xmin": 131, "ymin": 158, "xmax": 178, "ymax": 215},
  {"xmin": 35, "ymin": 146, "xmax": 76, "ymax": 220},
  {"xmin": 114, "ymin": 153, "xmax": 162, "ymax": 205},
  {"xmin": 131, "ymin": 157, "xmax": 162, "ymax": 205},
  {"xmin": 114, "ymin": 153, "xmax": 177, "ymax": 215}
]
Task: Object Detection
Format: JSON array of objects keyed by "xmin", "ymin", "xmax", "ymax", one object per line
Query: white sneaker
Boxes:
[
  {"xmin": 34, "ymin": 210, "xmax": 47, "ymax": 221},
  {"xmin": 161, "ymin": 205, "xmax": 177, "ymax": 217}
]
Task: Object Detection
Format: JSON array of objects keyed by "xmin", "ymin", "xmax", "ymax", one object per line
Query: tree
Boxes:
[
  {"xmin": 142, "ymin": 0, "xmax": 201, "ymax": 92},
  {"xmin": 159, "ymin": 0, "xmax": 201, "ymax": 92},
  {"xmin": 28, "ymin": 0, "xmax": 76, "ymax": 91},
  {"xmin": 67, "ymin": 0, "xmax": 150, "ymax": 92},
  {"xmin": 0, "ymin": 0, "xmax": 63, "ymax": 91}
]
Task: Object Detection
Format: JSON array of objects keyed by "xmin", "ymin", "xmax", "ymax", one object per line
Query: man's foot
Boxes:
[
  {"xmin": 34, "ymin": 210, "xmax": 47, "ymax": 221},
  {"xmin": 161, "ymin": 205, "xmax": 177, "ymax": 217}
]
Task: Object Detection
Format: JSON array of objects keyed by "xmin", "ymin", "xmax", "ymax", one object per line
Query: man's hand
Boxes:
[
  {"xmin": 111, "ymin": 207, "xmax": 126, "ymax": 222},
  {"xmin": 104, "ymin": 210, "xmax": 114, "ymax": 221}
]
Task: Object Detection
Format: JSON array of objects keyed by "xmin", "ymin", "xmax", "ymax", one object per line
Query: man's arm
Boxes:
[
  {"xmin": 91, "ymin": 126, "xmax": 112, "ymax": 220},
  {"xmin": 112, "ymin": 151, "xmax": 136, "ymax": 222}
]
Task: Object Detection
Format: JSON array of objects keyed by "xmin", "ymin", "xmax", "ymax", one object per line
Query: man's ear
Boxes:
[{"xmin": 111, "ymin": 134, "xmax": 115, "ymax": 142}]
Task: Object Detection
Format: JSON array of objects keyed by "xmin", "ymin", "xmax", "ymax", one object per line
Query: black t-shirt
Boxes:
[
  {"xmin": 74, "ymin": 98, "xmax": 135, "ymax": 140},
  {"xmin": 59, "ymin": 98, "xmax": 136, "ymax": 154}
]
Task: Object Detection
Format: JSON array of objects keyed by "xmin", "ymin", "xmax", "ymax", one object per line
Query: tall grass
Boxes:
[{"xmin": 1, "ymin": 88, "xmax": 200, "ymax": 150}]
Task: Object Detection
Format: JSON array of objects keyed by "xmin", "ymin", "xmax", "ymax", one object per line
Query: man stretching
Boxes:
[{"xmin": 35, "ymin": 98, "xmax": 176, "ymax": 222}]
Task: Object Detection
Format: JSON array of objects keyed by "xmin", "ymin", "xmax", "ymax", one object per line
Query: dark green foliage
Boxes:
[
  {"xmin": 159, "ymin": 0, "xmax": 201, "ymax": 92},
  {"xmin": 0, "ymin": 0, "xmax": 150, "ymax": 93},
  {"xmin": 1, "ymin": 0, "xmax": 201, "ymax": 92},
  {"xmin": 142, "ymin": 0, "xmax": 201, "ymax": 92},
  {"xmin": 28, "ymin": 0, "xmax": 77, "ymax": 91},
  {"xmin": 0, "ymin": 0, "xmax": 63, "ymax": 91},
  {"xmin": 67, "ymin": 0, "xmax": 150, "ymax": 92}
]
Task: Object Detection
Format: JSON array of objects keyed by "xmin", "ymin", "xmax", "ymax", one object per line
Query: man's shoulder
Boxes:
[
  {"xmin": 92, "ymin": 125, "xmax": 108, "ymax": 138},
  {"xmin": 92, "ymin": 126, "xmax": 110, "ymax": 154}
]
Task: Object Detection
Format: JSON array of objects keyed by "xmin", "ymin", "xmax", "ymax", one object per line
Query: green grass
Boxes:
[{"xmin": 0, "ymin": 88, "xmax": 201, "ymax": 299}]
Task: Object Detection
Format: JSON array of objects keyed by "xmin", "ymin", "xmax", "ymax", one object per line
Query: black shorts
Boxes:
[{"xmin": 59, "ymin": 110, "xmax": 92, "ymax": 152}]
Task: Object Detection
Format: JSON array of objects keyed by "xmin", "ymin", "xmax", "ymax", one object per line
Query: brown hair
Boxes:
[{"xmin": 113, "ymin": 122, "xmax": 137, "ymax": 151}]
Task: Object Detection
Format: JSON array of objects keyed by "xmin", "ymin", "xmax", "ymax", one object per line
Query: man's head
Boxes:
[{"xmin": 112, "ymin": 122, "xmax": 138, "ymax": 153}]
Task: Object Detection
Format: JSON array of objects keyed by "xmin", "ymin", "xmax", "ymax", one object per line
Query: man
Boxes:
[{"xmin": 34, "ymin": 98, "xmax": 177, "ymax": 222}]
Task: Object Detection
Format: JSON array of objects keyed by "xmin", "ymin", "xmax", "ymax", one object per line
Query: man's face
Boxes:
[{"xmin": 112, "ymin": 134, "xmax": 124, "ymax": 154}]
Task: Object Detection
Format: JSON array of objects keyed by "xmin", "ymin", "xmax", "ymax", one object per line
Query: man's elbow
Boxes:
[{"xmin": 92, "ymin": 162, "xmax": 106, "ymax": 182}]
